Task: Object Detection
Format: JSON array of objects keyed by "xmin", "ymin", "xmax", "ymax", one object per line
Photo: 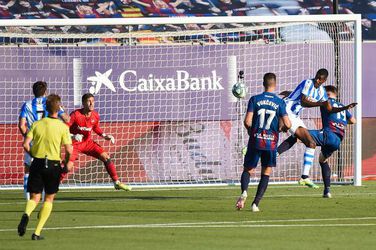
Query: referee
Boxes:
[{"xmin": 17, "ymin": 94, "xmax": 72, "ymax": 240}]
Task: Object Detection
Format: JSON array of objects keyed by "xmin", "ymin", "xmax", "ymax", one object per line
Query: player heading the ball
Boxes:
[{"xmin": 277, "ymin": 69, "xmax": 357, "ymax": 188}]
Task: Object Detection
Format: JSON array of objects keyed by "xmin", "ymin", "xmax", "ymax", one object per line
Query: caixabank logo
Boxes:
[{"xmin": 87, "ymin": 69, "xmax": 224, "ymax": 94}]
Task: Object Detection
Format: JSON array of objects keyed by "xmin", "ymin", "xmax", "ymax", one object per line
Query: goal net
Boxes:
[{"xmin": 0, "ymin": 15, "xmax": 362, "ymax": 189}]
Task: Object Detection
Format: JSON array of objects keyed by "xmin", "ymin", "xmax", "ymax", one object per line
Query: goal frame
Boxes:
[{"xmin": 0, "ymin": 14, "xmax": 362, "ymax": 188}]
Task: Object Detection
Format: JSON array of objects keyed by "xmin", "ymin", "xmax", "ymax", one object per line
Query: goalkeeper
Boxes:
[
  {"xmin": 61, "ymin": 93, "xmax": 131, "ymax": 191},
  {"xmin": 17, "ymin": 94, "xmax": 72, "ymax": 240}
]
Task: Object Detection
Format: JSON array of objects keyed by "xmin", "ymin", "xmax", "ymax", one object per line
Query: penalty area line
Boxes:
[{"xmin": 2, "ymin": 217, "xmax": 376, "ymax": 232}]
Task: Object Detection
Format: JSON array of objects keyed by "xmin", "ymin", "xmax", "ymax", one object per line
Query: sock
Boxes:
[
  {"xmin": 23, "ymin": 174, "xmax": 30, "ymax": 200},
  {"xmin": 240, "ymin": 171, "xmax": 250, "ymax": 193},
  {"xmin": 302, "ymin": 148, "xmax": 315, "ymax": 177},
  {"xmin": 41, "ymin": 190, "xmax": 45, "ymax": 202},
  {"xmin": 105, "ymin": 160, "xmax": 119, "ymax": 182},
  {"xmin": 320, "ymin": 162, "xmax": 331, "ymax": 193},
  {"xmin": 34, "ymin": 201, "xmax": 53, "ymax": 236},
  {"xmin": 277, "ymin": 136, "xmax": 297, "ymax": 155},
  {"xmin": 252, "ymin": 175, "xmax": 270, "ymax": 206},
  {"xmin": 25, "ymin": 199, "xmax": 37, "ymax": 216},
  {"xmin": 60, "ymin": 172, "xmax": 67, "ymax": 183}
]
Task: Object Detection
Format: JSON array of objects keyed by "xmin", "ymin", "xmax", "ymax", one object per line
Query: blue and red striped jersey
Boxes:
[
  {"xmin": 320, "ymin": 98, "xmax": 352, "ymax": 139},
  {"xmin": 247, "ymin": 92, "xmax": 287, "ymax": 150}
]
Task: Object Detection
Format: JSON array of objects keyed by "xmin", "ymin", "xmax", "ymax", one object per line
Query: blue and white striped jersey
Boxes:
[
  {"xmin": 19, "ymin": 97, "xmax": 47, "ymax": 129},
  {"xmin": 285, "ymin": 79, "xmax": 328, "ymax": 116}
]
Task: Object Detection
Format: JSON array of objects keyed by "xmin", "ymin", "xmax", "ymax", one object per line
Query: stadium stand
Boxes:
[{"xmin": 0, "ymin": 0, "xmax": 374, "ymax": 39}]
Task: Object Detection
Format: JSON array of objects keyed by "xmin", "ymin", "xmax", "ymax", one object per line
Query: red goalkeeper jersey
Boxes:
[{"xmin": 68, "ymin": 109, "xmax": 103, "ymax": 144}]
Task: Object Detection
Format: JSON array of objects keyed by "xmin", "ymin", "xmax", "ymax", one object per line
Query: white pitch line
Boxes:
[
  {"xmin": 2, "ymin": 217, "xmax": 376, "ymax": 232},
  {"xmin": 1, "ymin": 192, "xmax": 376, "ymax": 206}
]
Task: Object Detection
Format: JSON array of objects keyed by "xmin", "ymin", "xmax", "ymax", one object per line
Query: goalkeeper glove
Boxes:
[
  {"xmin": 102, "ymin": 133, "xmax": 115, "ymax": 144},
  {"xmin": 71, "ymin": 133, "xmax": 83, "ymax": 142}
]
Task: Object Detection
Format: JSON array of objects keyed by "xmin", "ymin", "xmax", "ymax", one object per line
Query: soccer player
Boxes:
[
  {"xmin": 277, "ymin": 69, "xmax": 353, "ymax": 188},
  {"xmin": 17, "ymin": 94, "xmax": 72, "ymax": 240},
  {"xmin": 62, "ymin": 93, "xmax": 131, "ymax": 191},
  {"xmin": 236, "ymin": 73, "xmax": 291, "ymax": 212},
  {"xmin": 308, "ymin": 86, "xmax": 356, "ymax": 197},
  {"xmin": 18, "ymin": 81, "xmax": 69, "ymax": 200}
]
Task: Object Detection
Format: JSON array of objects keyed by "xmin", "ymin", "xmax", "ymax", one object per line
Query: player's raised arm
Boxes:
[
  {"xmin": 346, "ymin": 106, "xmax": 356, "ymax": 125},
  {"xmin": 300, "ymin": 95, "xmax": 327, "ymax": 108},
  {"xmin": 59, "ymin": 105, "xmax": 70, "ymax": 123},
  {"xmin": 322, "ymin": 86, "xmax": 358, "ymax": 113}
]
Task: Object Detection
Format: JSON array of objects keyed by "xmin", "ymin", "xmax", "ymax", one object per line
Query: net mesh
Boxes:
[{"xmin": 0, "ymin": 20, "xmax": 356, "ymax": 188}]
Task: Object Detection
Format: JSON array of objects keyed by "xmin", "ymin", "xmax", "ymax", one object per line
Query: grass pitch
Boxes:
[{"xmin": 1, "ymin": 182, "xmax": 376, "ymax": 250}]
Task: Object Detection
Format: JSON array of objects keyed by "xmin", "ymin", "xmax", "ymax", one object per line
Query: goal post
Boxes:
[{"xmin": 0, "ymin": 14, "xmax": 362, "ymax": 189}]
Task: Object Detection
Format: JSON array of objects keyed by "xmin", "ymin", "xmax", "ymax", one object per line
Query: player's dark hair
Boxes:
[
  {"xmin": 82, "ymin": 93, "xmax": 94, "ymax": 103},
  {"xmin": 324, "ymin": 85, "xmax": 338, "ymax": 95},
  {"xmin": 315, "ymin": 68, "xmax": 329, "ymax": 81},
  {"xmin": 32, "ymin": 81, "xmax": 47, "ymax": 98},
  {"xmin": 46, "ymin": 94, "xmax": 61, "ymax": 114},
  {"xmin": 263, "ymin": 73, "xmax": 276, "ymax": 88}
]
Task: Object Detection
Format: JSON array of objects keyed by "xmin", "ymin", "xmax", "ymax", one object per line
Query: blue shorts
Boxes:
[
  {"xmin": 243, "ymin": 147, "xmax": 276, "ymax": 169},
  {"xmin": 309, "ymin": 129, "xmax": 341, "ymax": 158}
]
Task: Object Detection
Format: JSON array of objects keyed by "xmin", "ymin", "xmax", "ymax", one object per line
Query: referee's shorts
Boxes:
[{"xmin": 27, "ymin": 157, "xmax": 62, "ymax": 194}]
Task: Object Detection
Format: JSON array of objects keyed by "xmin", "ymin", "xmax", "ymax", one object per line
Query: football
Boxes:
[{"xmin": 232, "ymin": 82, "xmax": 247, "ymax": 99}]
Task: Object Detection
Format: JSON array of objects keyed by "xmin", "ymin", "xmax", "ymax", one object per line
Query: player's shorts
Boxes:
[
  {"xmin": 24, "ymin": 152, "xmax": 33, "ymax": 167},
  {"xmin": 27, "ymin": 158, "xmax": 62, "ymax": 194},
  {"xmin": 69, "ymin": 139, "xmax": 105, "ymax": 162},
  {"xmin": 244, "ymin": 147, "xmax": 276, "ymax": 169},
  {"xmin": 286, "ymin": 111, "xmax": 306, "ymax": 135},
  {"xmin": 309, "ymin": 129, "xmax": 341, "ymax": 158},
  {"xmin": 23, "ymin": 142, "xmax": 33, "ymax": 167}
]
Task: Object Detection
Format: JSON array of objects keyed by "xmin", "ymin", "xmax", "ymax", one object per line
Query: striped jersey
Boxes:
[
  {"xmin": 320, "ymin": 98, "xmax": 352, "ymax": 140},
  {"xmin": 285, "ymin": 79, "xmax": 328, "ymax": 116},
  {"xmin": 19, "ymin": 97, "xmax": 47, "ymax": 129}
]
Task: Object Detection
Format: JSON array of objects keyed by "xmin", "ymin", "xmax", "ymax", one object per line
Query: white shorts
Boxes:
[
  {"xmin": 24, "ymin": 152, "xmax": 33, "ymax": 167},
  {"xmin": 23, "ymin": 142, "xmax": 33, "ymax": 167},
  {"xmin": 287, "ymin": 112, "xmax": 306, "ymax": 135}
]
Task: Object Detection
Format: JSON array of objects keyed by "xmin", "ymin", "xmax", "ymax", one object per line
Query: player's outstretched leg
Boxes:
[
  {"xmin": 236, "ymin": 168, "xmax": 252, "ymax": 210},
  {"xmin": 277, "ymin": 136, "xmax": 297, "ymax": 156},
  {"xmin": 100, "ymin": 153, "xmax": 132, "ymax": 191},
  {"xmin": 295, "ymin": 127, "xmax": 318, "ymax": 188}
]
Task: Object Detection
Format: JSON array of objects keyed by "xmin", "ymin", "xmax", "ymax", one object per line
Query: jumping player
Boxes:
[
  {"xmin": 277, "ymin": 69, "xmax": 355, "ymax": 188},
  {"xmin": 307, "ymin": 86, "xmax": 356, "ymax": 197},
  {"xmin": 236, "ymin": 73, "xmax": 291, "ymax": 212},
  {"xmin": 62, "ymin": 93, "xmax": 131, "ymax": 191}
]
